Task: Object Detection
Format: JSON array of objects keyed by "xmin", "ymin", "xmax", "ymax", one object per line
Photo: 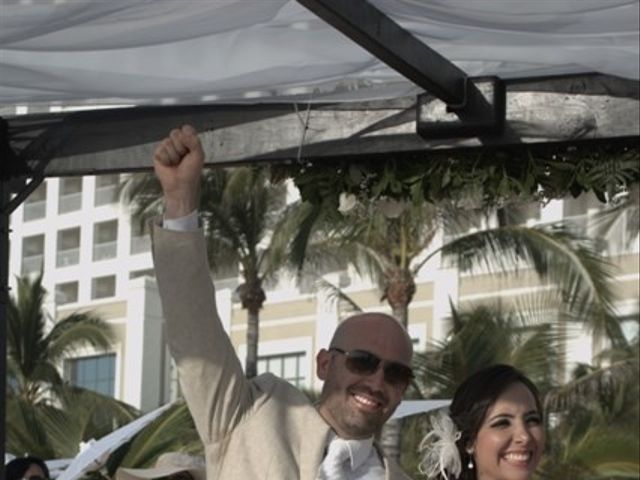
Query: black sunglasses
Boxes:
[{"xmin": 329, "ymin": 347, "xmax": 414, "ymax": 386}]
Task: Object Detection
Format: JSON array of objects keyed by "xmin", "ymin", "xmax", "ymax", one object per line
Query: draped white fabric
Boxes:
[{"xmin": 0, "ymin": 0, "xmax": 638, "ymax": 107}]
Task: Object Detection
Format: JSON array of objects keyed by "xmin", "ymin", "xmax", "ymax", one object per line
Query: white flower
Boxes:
[
  {"xmin": 338, "ymin": 192, "xmax": 358, "ymax": 214},
  {"xmin": 378, "ymin": 197, "xmax": 407, "ymax": 218},
  {"xmin": 419, "ymin": 410, "xmax": 462, "ymax": 480}
]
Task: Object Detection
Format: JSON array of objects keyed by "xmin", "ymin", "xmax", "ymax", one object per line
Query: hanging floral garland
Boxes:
[{"xmin": 271, "ymin": 140, "xmax": 639, "ymax": 214}]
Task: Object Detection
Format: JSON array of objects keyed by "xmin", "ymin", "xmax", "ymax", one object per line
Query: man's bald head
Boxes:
[{"xmin": 329, "ymin": 312, "xmax": 413, "ymax": 364}]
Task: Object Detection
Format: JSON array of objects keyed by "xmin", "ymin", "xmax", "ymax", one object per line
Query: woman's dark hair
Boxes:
[
  {"xmin": 448, "ymin": 364, "xmax": 542, "ymax": 480},
  {"xmin": 6, "ymin": 456, "xmax": 50, "ymax": 480}
]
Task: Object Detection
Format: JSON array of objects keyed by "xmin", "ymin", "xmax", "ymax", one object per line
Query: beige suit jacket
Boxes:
[{"xmin": 152, "ymin": 225, "xmax": 413, "ymax": 480}]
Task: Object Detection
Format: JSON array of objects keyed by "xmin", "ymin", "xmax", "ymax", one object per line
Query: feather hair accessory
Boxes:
[{"xmin": 418, "ymin": 410, "xmax": 462, "ymax": 480}]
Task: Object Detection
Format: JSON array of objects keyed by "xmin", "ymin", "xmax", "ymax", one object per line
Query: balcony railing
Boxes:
[
  {"xmin": 55, "ymin": 288, "xmax": 78, "ymax": 305},
  {"xmin": 21, "ymin": 254, "xmax": 43, "ymax": 275},
  {"xmin": 59, "ymin": 192, "xmax": 82, "ymax": 214},
  {"xmin": 23, "ymin": 201, "xmax": 46, "ymax": 221},
  {"xmin": 95, "ymin": 186, "xmax": 118, "ymax": 206},
  {"xmin": 130, "ymin": 235, "xmax": 151, "ymax": 255},
  {"xmin": 56, "ymin": 248, "xmax": 80, "ymax": 267},
  {"xmin": 93, "ymin": 241, "xmax": 117, "ymax": 261}
]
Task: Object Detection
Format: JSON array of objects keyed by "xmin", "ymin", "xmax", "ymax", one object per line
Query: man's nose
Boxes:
[{"xmin": 363, "ymin": 363, "xmax": 386, "ymax": 389}]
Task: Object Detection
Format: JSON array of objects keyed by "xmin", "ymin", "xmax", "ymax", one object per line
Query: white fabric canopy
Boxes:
[{"xmin": 0, "ymin": 0, "xmax": 638, "ymax": 107}]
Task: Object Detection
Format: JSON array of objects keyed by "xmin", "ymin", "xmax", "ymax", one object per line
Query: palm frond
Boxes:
[
  {"xmin": 6, "ymin": 397, "xmax": 58, "ymax": 459},
  {"xmin": 108, "ymin": 402, "xmax": 200, "ymax": 475},
  {"xmin": 545, "ymin": 358, "xmax": 639, "ymax": 412},
  {"xmin": 119, "ymin": 173, "xmax": 164, "ymax": 230},
  {"xmin": 46, "ymin": 312, "xmax": 114, "ymax": 360},
  {"xmin": 413, "ymin": 302, "xmax": 565, "ymax": 398},
  {"xmin": 590, "ymin": 186, "xmax": 640, "ymax": 250},
  {"xmin": 539, "ymin": 424, "xmax": 640, "ymax": 479},
  {"xmin": 315, "ymin": 276, "xmax": 363, "ymax": 314},
  {"xmin": 440, "ymin": 225, "xmax": 620, "ymax": 344}
]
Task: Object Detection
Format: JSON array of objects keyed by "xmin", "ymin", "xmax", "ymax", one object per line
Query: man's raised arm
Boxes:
[{"xmin": 151, "ymin": 126, "xmax": 251, "ymax": 457}]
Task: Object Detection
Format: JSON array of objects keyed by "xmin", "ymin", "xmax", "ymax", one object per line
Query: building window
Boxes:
[
  {"xmin": 129, "ymin": 268, "xmax": 155, "ymax": 280},
  {"xmin": 21, "ymin": 234, "xmax": 44, "ymax": 276},
  {"xmin": 55, "ymin": 281, "xmax": 78, "ymax": 305},
  {"xmin": 59, "ymin": 177, "xmax": 82, "ymax": 214},
  {"xmin": 56, "ymin": 227, "xmax": 81, "ymax": 267},
  {"xmin": 94, "ymin": 174, "xmax": 119, "ymax": 206},
  {"xmin": 257, "ymin": 352, "xmax": 306, "ymax": 387},
  {"xmin": 65, "ymin": 353, "xmax": 116, "ymax": 397},
  {"xmin": 93, "ymin": 220, "xmax": 118, "ymax": 261},
  {"xmin": 91, "ymin": 275, "xmax": 116, "ymax": 299},
  {"xmin": 23, "ymin": 182, "xmax": 46, "ymax": 222},
  {"xmin": 130, "ymin": 221, "xmax": 151, "ymax": 255}
]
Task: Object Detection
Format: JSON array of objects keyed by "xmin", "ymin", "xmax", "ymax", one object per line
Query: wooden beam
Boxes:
[
  {"xmin": 5, "ymin": 74, "xmax": 637, "ymax": 178},
  {"xmin": 296, "ymin": 0, "xmax": 467, "ymax": 105},
  {"xmin": 295, "ymin": 1, "xmax": 504, "ymax": 136}
]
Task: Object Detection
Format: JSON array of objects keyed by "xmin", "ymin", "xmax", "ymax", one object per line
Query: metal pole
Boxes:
[{"xmin": 1, "ymin": 179, "xmax": 9, "ymax": 480}]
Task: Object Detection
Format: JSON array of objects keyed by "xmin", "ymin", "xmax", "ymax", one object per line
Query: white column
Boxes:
[
  {"xmin": 313, "ymin": 272, "xmax": 341, "ymax": 390},
  {"xmin": 540, "ymin": 198, "xmax": 564, "ymax": 223},
  {"xmin": 431, "ymin": 268, "xmax": 458, "ymax": 343},
  {"xmin": 122, "ymin": 276, "xmax": 165, "ymax": 411}
]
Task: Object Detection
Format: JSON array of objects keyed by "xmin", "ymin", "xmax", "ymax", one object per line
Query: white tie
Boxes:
[{"xmin": 318, "ymin": 438, "xmax": 351, "ymax": 480}]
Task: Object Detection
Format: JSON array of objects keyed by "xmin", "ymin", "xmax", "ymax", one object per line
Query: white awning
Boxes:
[{"xmin": 1, "ymin": 0, "xmax": 638, "ymax": 108}]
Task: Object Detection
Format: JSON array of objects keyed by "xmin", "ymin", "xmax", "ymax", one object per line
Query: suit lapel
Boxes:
[{"xmin": 299, "ymin": 408, "xmax": 331, "ymax": 480}]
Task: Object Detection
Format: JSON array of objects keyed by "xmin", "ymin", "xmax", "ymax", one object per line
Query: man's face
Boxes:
[{"xmin": 316, "ymin": 314, "xmax": 412, "ymax": 439}]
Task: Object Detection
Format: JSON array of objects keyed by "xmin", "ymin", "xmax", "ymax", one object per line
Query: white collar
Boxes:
[{"xmin": 326, "ymin": 432, "xmax": 376, "ymax": 471}]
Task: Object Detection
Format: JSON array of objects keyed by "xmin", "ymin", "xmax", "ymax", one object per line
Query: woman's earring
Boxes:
[{"xmin": 466, "ymin": 451, "xmax": 474, "ymax": 470}]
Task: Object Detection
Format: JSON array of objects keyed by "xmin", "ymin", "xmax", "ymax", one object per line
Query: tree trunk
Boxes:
[
  {"xmin": 237, "ymin": 280, "xmax": 266, "ymax": 379},
  {"xmin": 245, "ymin": 307, "xmax": 260, "ymax": 379},
  {"xmin": 379, "ymin": 268, "xmax": 415, "ymax": 464}
]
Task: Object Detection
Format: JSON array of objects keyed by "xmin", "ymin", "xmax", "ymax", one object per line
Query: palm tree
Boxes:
[
  {"xmin": 7, "ymin": 388, "xmax": 138, "ymax": 459},
  {"xmin": 100, "ymin": 402, "xmax": 202, "ymax": 478},
  {"xmin": 122, "ymin": 167, "xmax": 291, "ymax": 378},
  {"xmin": 413, "ymin": 301, "xmax": 566, "ymax": 399},
  {"xmin": 7, "ymin": 273, "xmax": 114, "ymax": 404},
  {"xmin": 539, "ymin": 319, "xmax": 639, "ymax": 479},
  {"xmin": 6, "ymin": 273, "xmax": 138, "ymax": 457},
  {"xmin": 290, "ymin": 195, "xmax": 620, "ymax": 461}
]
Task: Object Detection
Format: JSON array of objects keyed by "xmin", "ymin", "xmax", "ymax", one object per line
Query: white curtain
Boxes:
[{"xmin": 1, "ymin": 0, "xmax": 638, "ymax": 107}]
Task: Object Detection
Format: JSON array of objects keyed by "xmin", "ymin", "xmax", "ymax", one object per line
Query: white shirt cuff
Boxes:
[{"xmin": 163, "ymin": 210, "xmax": 199, "ymax": 231}]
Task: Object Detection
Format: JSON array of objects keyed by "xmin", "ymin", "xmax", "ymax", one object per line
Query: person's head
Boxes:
[
  {"xmin": 116, "ymin": 452, "xmax": 206, "ymax": 480},
  {"xmin": 316, "ymin": 312, "xmax": 414, "ymax": 439},
  {"xmin": 450, "ymin": 364, "xmax": 545, "ymax": 480},
  {"xmin": 6, "ymin": 456, "xmax": 50, "ymax": 480}
]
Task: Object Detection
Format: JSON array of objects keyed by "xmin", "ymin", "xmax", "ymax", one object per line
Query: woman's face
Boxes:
[{"xmin": 471, "ymin": 382, "xmax": 545, "ymax": 480}]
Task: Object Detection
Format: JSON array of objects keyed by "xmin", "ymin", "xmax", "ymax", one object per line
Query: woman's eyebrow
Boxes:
[
  {"xmin": 488, "ymin": 409, "xmax": 540, "ymax": 422},
  {"xmin": 487, "ymin": 413, "xmax": 514, "ymax": 421}
]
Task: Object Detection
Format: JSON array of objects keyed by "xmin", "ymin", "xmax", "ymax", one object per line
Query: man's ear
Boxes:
[{"xmin": 316, "ymin": 349, "xmax": 331, "ymax": 381}]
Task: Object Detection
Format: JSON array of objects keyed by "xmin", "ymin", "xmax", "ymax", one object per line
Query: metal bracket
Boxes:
[{"xmin": 417, "ymin": 76, "xmax": 506, "ymax": 139}]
